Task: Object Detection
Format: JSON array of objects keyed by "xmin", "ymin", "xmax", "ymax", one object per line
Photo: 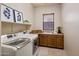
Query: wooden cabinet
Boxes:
[
  {"xmin": 57, "ymin": 35, "xmax": 64, "ymax": 48},
  {"xmin": 39, "ymin": 34, "xmax": 48, "ymax": 46},
  {"xmin": 47, "ymin": 35, "xmax": 57, "ymax": 47},
  {"xmin": 38, "ymin": 34, "xmax": 64, "ymax": 49}
]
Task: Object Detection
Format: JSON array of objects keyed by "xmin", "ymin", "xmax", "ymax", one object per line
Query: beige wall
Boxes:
[
  {"xmin": 33, "ymin": 4, "xmax": 62, "ymax": 32},
  {"xmin": 0, "ymin": 21, "xmax": 1, "ymax": 55},
  {"xmin": 1, "ymin": 3, "xmax": 34, "ymax": 35},
  {"xmin": 62, "ymin": 3, "xmax": 79, "ymax": 55},
  {"xmin": 0, "ymin": 4, "xmax": 1, "ymax": 55}
]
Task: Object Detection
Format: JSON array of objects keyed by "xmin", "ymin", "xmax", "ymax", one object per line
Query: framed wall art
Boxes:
[
  {"xmin": 1, "ymin": 4, "xmax": 14, "ymax": 22},
  {"xmin": 1, "ymin": 4, "xmax": 23, "ymax": 23},
  {"xmin": 13, "ymin": 10, "xmax": 23, "ymax": 23}
]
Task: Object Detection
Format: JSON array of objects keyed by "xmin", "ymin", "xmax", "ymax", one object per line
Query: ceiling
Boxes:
[{"xmin": 32, "ymin": 3, "xmax": 61, "ymax": 7}]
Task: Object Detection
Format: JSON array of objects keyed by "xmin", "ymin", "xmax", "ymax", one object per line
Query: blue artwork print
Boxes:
[
  {"xmin": 1, "ymin": 4, "xmax": 23, "ymax": 23},
  {"xmin": 17, "ymin": 13, "xmax": 21, "ymax": 21},
  {"xmin": 14, "ymin": 10, "xmax": 22, "ymax": 23},
  {"xmin": 3, "ymin": 8, "xmax": 11, "ymax": 19}
]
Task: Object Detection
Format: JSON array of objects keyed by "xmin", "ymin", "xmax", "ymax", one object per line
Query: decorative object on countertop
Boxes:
[
  {"xmin": 57, "ymin": 26, "xmax": 62, "ymax": 34},
  {"xmin": 23, "ymin": 20, "xmax": 29, "ymax": 23}
]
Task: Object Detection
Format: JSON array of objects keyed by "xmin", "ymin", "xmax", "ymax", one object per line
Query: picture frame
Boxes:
[
  {"xmin": 13, "ymin": 10, "xmax": 23, "ymax": 23},
  {"xmin": 1, "ymin": 4, "xmax": 23, "ymax": 23},
  {"xmin": 1, "ymin": 4, "xmax": 14, "ymax": 22}
]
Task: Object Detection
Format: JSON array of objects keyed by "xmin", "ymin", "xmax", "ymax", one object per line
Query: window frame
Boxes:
[{"xmin": 43, "ymin": 13, "xmax": 54, "ymax": 32}]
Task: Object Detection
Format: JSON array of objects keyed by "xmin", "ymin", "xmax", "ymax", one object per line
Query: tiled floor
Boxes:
[{"xmin": 38, "ymin": 47, "xmax": 67, "ymax": 56}]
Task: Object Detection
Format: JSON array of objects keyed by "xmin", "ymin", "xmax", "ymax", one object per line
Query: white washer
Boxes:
[
  {"xmin": 15, "ymin": 33, "xmax": 39, "ymax": 56},
  {"xmin": 1, "ymin": 34, "xmax": 33, "ymax": 56},
  {"xmin": 1, "ymin": 34, "xmax": 17, "ymax": 56},
  {"xmin": 15, "ymin": 32, "xmax": 38, "ymax": 41}
]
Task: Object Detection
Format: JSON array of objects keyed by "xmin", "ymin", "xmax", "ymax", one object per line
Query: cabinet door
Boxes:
[
  {"xmin": 39, "ymin": 34, "xmax": 48, "ymax": 46},
  {"xmin": 48, "ymin": 35, "xmax": 57, "ymax": 47},
  {"xmin": 57, "ymin": 35, "xmax": 64, "ymax": 49}
]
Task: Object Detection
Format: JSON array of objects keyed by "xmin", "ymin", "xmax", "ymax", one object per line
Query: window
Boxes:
[{"xmin": 43, "ymin": 13, "xmax": 54, "ymax": 32}]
